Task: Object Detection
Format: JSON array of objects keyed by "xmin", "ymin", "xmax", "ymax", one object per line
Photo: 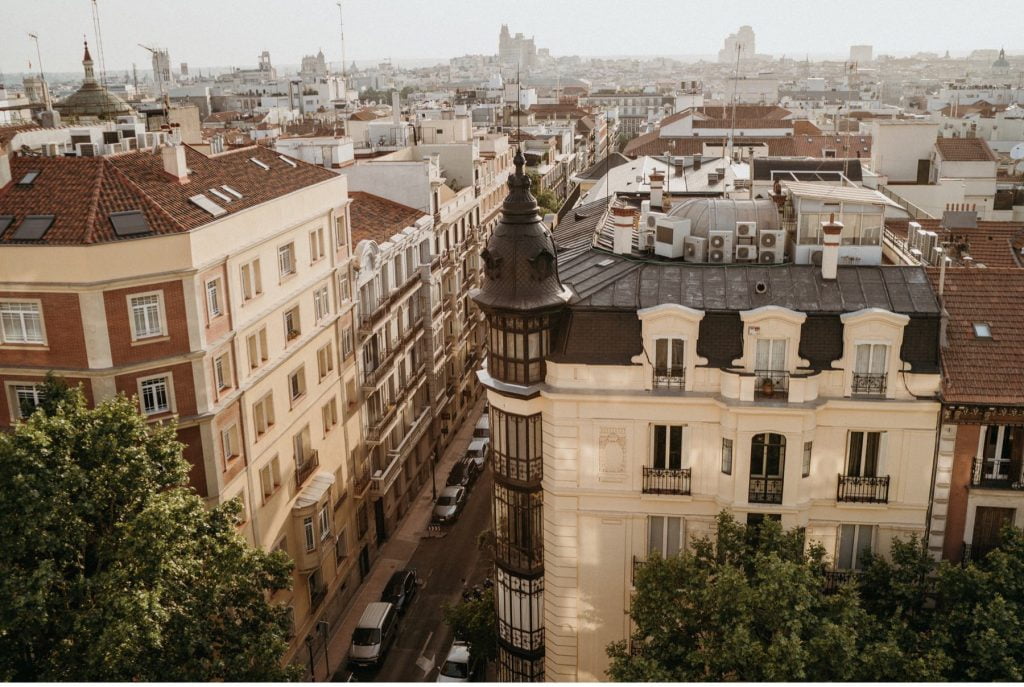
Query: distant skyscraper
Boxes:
[
  {"xmin": 718, "ymin": 25, "xmax": 756, "ymax": 63},
  {"xmin": 498, "ymin": 24, "xmax": 537, "ymax": 69},
  {"xmin": 151, "ymin": 48, "xmax": 172, "ymax": 88}
]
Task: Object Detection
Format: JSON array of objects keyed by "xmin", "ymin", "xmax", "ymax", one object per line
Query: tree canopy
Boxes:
[
  {"xmin": 0, "ymin": 378, "xmax": 298, "ymax": 681},
  {"xmin": 608, "ymin": 510, "xmax": 1024, "ymax": 682}
]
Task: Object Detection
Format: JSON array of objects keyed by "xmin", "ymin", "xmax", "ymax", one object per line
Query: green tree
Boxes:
[
  {"xmin": 527, "ymin": 172, "xmax": 560, "ymax": 215},
  {"xmin": 0, "ymin": 384, "xmax": 298, "ymax": 681},
  {"xmin": 442, "ymin": 586, "xmax": 497, "ymax": 665}
]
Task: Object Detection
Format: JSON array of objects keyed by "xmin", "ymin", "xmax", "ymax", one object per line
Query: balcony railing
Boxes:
[
  {"xmin": 642, "ymin": 466, "xmax": 692, "ymax": 495},
  {"xmin": 494, "ymin": 537, "xmax": 543, "ymax": 573},
  {"xmin": 366, "ymin": 403, "xmax": 400, "ymax": 444},
  {"xmin": 652, "ymin": 371, "xmax": 685, "ymax": 390},
  {"xmin": 754, "ymin": 369, "xmax": 790, "ymax": 398},
  {"xmin": 851, "ymin": 372, "xmax": 887, "ymax": 395},
  {"xmin": 497, "ymin": 618, "xmax": 545, "ymax": 653},
  {"xmin": 353, "ymin": 467, "xmax": 371, "ymax": 498},
  {"xmin": 295, "ymin": 450, "xmax": 320, "ymax": 489},
  {"xmin": 309, "ymin": 586, "xmax": 327, "ymax": 610},
  {"xmin": 837, "ymin": 474, "xmax": 890, "ymax": 503},
  {"xmin": 971, "ymin": 456, "xmax": 1024, "ymax": 490},
  {"xmin": 822, "ymin": 569, "xmax": 860, "ymax": 594},
  {"xmin": 370, "ymin": 450, "xmax": 402, "ymax": 496},
  {"xmin": 748, "ymin": 476, "xmax": 784, "ymax": 504}
]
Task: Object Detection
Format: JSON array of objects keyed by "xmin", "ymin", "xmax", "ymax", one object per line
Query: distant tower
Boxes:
[
  {"xmin": 471, "ymin": 151, "xmax": 568, "ymax": 682},
  {"xmin": 992, "ymin": 47, "xmax": 1010, "ymax": 76}
]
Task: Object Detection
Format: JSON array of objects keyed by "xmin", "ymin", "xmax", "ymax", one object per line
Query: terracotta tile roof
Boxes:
[
  {"xmin": 793, "ymin": 120, "xmax": 823, "ymax": 135},
  {"xmin": 202, "ymin": 110, "xmax": 243, "ymax": 124},
  {"xmin": 791, "ymin": 134, "xmax": 872, "ymax": 158},
  {"xmin": 660, "ymin": 105, "xmax": 792, "ymax": 128},
  {"xmin": 928, "ymin": 267, "xmax": 1024, "ymax": 405},
  {"xmin": 348, "ymin": 191, "xmax": 426, "ymax": 245},
  {"xmin": 0, "ymin": 145, "xmax": 337, "ymax": 245},
  {"xmin": 692, "ymin": 119, "xmax": 795, "ymax": 130},
  {"xmin": 886, "ymin": 218, "xmax": 1024, "ymax": 269},
  {"xmin": 349, "ymin": 107, "xmax": 391, "ymax": 122},
  {"xmin": 934, "ymin": 137, "xmax": 998, "ymax": 162}
]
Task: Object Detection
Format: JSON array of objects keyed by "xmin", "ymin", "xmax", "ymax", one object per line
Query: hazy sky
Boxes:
[{"xmin": 2, "ymin": 0, "xmax": 1019, "ymax": 75}]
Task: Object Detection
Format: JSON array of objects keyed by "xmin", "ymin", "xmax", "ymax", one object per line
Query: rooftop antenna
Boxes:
[
  {"xmin": 728, "ymin": 41, "xmax": 742, "ymax": 162},
  {"xmin": 335, "ymin": 2, "xmax": 346, "ymax": 85},
  {"xmin": 90, "ymin": 0, "xmax": 109, "ymax": 88},
  {"xmin": 27, "ymin": 32, "xmax": 53, "ymax": 111}
]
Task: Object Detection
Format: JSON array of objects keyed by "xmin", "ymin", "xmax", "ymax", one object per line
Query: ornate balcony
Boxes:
[
  {"xmin": 748, "ymin": 476, "xmax": 784, "ymax": 504},
  {"xmin": 851, "ymin": 372, "xmax": 887, "ymax": 395},
  {"xmin": 652, "ymin": 371, "xmax": 685, "ymax": 390},
  {"xmin": 754, "ymin": 369, "xmax": 790, "ymax": 399},
  {"xmin": 837, "ymin": 474, "xmax": 890, "ymax": 503},
  {"xmin": 971, "ymin": 456, "xmax": 1024, "ymax": 490},
  {"xmin": 822, "ymin": 569, "xmax": 860, "ymax": 594},
  {"xmin": 642, "ymin": 467, "xmax": 692, "ymax": 495}
]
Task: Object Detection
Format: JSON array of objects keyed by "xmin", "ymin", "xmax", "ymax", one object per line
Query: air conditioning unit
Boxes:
[
  {"xmin": 708, "ymin": 230, "xmax": 733, "ymax": 263},
  {"xmin": 641, "ymin": 231, "xmax": 656, "ymax": 252},
  {"xmin": 41, "ymin": 143, "xmax": 60, "ymax": 157},
  {"xmin": 640, "ymin": 199, "xmax": 651, "ymax": 214},
  {"xmin": 736, "ymin": 221, "xmax": 757, "ymax": 239},
  {"xmin": 683, "ymin": 235, "xmax": 707, "ymax": 262},
  {"xmin": 643, "ymin": 212, "xmax": 664, "ymax": 231},
  {"xmin": 654, "ymin": 218, "xmax": 691, "ymax": 259},
  {"xmin": 759, "ymin": 248, "xmax": 782, "ymax": 264},
  {"xmin": 758, "ymin": 229, "xmax": 786, "ymax": 250},
  {"xmin": 735, "ymin": 244, "xmax": 758, "ymax": 261},
  {"xmin": 907, "ymin": 221, "xmax": 923, "ymax": 250}
]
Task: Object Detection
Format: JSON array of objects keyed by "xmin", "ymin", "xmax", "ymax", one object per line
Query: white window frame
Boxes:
[
  {"xmin": 221, "ymin": 424, "xmax": 240, "ymax": 466},
  {"xmin": 310, "ymin": 227, "xmax": 326, "ymax": 263},
  {"xmin": 978, "ymin": 425, "xmax": 1018, "ymax": 481},
  {"xmin": 137, "ymin": 373, "xmax": 173, "ymax": 416},
  {"xmin": 284, "ymin": 306, "xmax": 301, "ymax": 341},
  {"xmin": 214, "ymin": 352, "xmax": 230, "ymax": 391},
  {"xmin": 278, "ymin": 242, "xmax": 296, "ymax": 279},
  {"xmin": 652, "ymin": 336, "xmax": 685, "ymax": 387},
  {"xmin": 721, "ymin": 437, "xmax": 734, "ymax": 475},
  {"xmin": 651, "ymin": 424, "xmax": 685, "ymax": 470},
  {"xmin": 303, "ymin": 516, "xmax": 316, "ymax": 552},
  {"xmin": 127, "ymin": 291, "xmax": 166, "ymax": 341},
  {"xmin": 205, "ymin": 278, "xmax": 223, "ymax": 319},
  {"xmin": 836, "ymin": 524, "xmax": 875, "ymax": 571},
  {"xmin": 0, "ymin": 299, "xmax": 46, "ymax": 345},
  {"xmin": 260, "ymin": 456, "xmax": 282, "ymax": 502},
  {"xmin": 319, "ymin": 503, "xmax": 331, "ymax": 541},
  {"xmin": 755, "ymin": 337, "xmax": 788, "ymax": 372},
  {"xmin": 317, "ymin": 342, "xmax": 334, "ymax": 380},
  {"xmin": 338, "ymin": 272, "xmax": 351, "ymax": 303},
  {"xmin": 313, "ymin": 285, "xmax": 330, "ymax": 322},
  {"xmin": 853, "ymin": 342, "xmax": 888, "ymax": 375},
  {"xmin": 322, "ymin": 397, "xmax": 338, "ymax": 434},
  {"xmin": 846, "ymin": 431, "xmax": 884, "ymax": 477},
  {"xmin": 240, "ymin": 258, "xmax": 263, "ymax": 302},
  {"xmin": 288, "ymin": 366, "xmax": 306, "ymax": 402},
  {"xmin": 802, "ymin": 441, "xmax": 813, "ymax": 477},
  {"xmin": 7, "ymin": 382, "xmax": 43, "ymax": 420},
  {"xmin": 253, "ymin": 392, "xmax": 275, "ymax": 438},
  {"xmin": 647, "ymin": 515, "xmax": 684, "ymax": 557},
  {"xmin": 341, "ymin": 326, "xmax": 354, "ymax": 359}
]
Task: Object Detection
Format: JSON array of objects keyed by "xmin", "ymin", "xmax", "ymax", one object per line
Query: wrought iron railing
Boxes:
[
  {"xmin": 295, "ymin": 450, "xmax": 319, "ymax": 489},
  {"xmin": 837, "ymin": 474, "xmax": 890, "ymax": 503},
  {"xmin": 494, "ymin": 537, "xmax": 543, "ymax": 574},
  {"xmin": 851, "ymin": 372, "xmax": 887, "ymax": 395},
  {"xmin": 754, "ymin": 369, "xmax": 790, "ymax": 397},
  {"xmin": 970, "ymin": 456, "xmax": 1024, "ymax": 490},
  {"xmin": 822, "ymin": 569, "xmax": 860, "ymax": 594},
  {"xmin": 748, "ymin": 476, "xmax": 784, "ymax": 504},
  {"xmin": 497, "ymin": 619, "xmax": 545, "ymax": 652},
  {"xmin": 642, "ymin": 466, "xmax": 692, "ymax": 495},
  {"xmin": 652, "ymin": 371, "xmax": 685, "ymax": 390}
]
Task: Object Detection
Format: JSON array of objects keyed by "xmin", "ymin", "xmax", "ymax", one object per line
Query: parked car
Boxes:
[
  {"xmin": 347, "ymin": 602, "xmax": 399, "ymax": 669},
  {"xmin": 437, "ymin": 640, "xmax": 481, "ymax": 682},
  {"xmin": 380, "ymin": 569, "xmax": 418, "ymax": 614},
  {"xmin": 433, "ymin": 485, "xmax": 467, "ymax": 524},
  {"xmin": 473, "ymin": 414, "xmax": 489, "ymax": 439},
  {"xmin": 446, "ymin": 457, "xmax": 478, "ymax": 488},
  {"xmin": 466, "ymin": 438, "xmax": 489, "ymax": 470}
]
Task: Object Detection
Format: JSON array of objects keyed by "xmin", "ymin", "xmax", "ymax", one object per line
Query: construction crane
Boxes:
[
  {"xmin": 138, "ymin": 43, "xmax": 167, "ymax": 98},
  {"xmin": 90, "ymin": 0, "xmax": 108, "ymax": 87}
]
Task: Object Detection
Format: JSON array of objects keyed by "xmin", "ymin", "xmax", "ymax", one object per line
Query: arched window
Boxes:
[{"xmin": 749, "ymin": 433, "xmax": 785, "ymax": 504}]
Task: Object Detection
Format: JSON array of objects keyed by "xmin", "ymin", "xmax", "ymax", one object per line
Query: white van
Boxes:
[
  {"xmin": 473, "ymin": 414, "xmax": 489, "ymax": 439},
  {"xmin": 347, "ymin": 602, "xmax": 398, "ymax": 669},
  {"xmin": 466, "ymin": 438, "xmax": 489, "ymax": 470}
]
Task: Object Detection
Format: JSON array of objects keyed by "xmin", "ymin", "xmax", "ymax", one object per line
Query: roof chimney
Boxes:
[
  {"xmin": 0, "ymin": 151, "xmax": 10, "ymax": 189},
  {"xmin": 611, "ymin": 206, "xmax": 636, "ymax": 255},
  {"xmin": 649, "ymin": 170, "xmax": 665, "ymax": 209},
  {"xmin": 392, "ymin": 90, "xmax": 401, "ymax": 127},
  {"xmin": 161, "ymin": 144, "xmax": 189, "ymax": 183},
  {"xmin": 821, "ymin": 213, "xmax": 843, "ymax": 280}
]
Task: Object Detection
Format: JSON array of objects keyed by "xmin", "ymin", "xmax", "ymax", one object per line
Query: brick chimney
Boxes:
[
  {"xmin": 821, "ymin": 213, "xmax": 843, "ymax": 280},
  {"xmin": 0, "ymin": 151, "xmax": 11, "ymax": 188},
  {"xmin": 161, "ymin": 144, "xmax": 189, "ymax": 183},
  {"xmin": 649, "ymin": 170, "xmax": 665, "ymax": 209},
  {"xmin": 611, "ymin": 206, "xmax": 636, "ymax": 255}
]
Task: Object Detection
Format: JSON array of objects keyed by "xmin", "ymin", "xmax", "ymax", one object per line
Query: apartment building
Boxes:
[
  {"xmin": 472, "ymin": 162, "xmax": 943, "ymax": 680},
  {"xmin": 0, "ymin": 143, "xmax": 361, "ymax": 669}
]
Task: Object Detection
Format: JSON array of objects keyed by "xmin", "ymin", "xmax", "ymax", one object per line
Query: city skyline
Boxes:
[{"xmin": 1, "ymin": 0, "xmax": 1021, "ymax": 76}]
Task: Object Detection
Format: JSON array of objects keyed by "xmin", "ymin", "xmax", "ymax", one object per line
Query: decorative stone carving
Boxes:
[{"xmin": 598, "ymin": 426, "xmax": 627, "ymax": 475}]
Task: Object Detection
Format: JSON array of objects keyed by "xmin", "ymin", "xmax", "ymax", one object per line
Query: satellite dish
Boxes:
[{"xmin": 1011, "ymin": 143, "xmax": 1024, "ymax": 160}]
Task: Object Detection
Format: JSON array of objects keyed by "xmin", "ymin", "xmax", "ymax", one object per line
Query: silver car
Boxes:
[{"xmin": 432, "ymin": 485, "xmax": 466, "ymax": 524}]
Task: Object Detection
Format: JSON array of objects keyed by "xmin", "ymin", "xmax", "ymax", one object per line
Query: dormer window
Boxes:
[
  {"xmin": 755, "ymin": 338, "xmax": 789, "ymax": 395},
  {"xmin": 653, "ymin": 337, "xmax": 685, "ymax": 389},
  {"xmin": 852, "ymin": 343, "xmax": 888, "ymax": 395}
]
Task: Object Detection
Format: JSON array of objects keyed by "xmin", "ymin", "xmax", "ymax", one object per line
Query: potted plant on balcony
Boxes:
[{"xmin": 760, "ymin": 376, "xmax": 775, "ymax": 397}]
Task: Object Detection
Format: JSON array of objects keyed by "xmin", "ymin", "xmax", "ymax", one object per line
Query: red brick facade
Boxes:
[
  {"xmin": 0, "ymin": 291, "xmax": 89, "ymax": 368},
  {"xmin": 943, "ymin": 424, "xmax": 980, "ymax": 560},
  {"xmin": 104, "ymin": 280, "xmax": 191, "ymax": 366}
]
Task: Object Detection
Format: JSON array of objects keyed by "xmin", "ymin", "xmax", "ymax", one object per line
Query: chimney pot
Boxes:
[
  {"xmin": 611, "ymin": 206, "xmax": 636, "ymax": 255},
  {"xmin": 161, "ymin": 144, "xmax": 189, "ymax": 183},
  {"xmin": 820, "ymin": 213, "xmax": 843, "ymax": 280}
]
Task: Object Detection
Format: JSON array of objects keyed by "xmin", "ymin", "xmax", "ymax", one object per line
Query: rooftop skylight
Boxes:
[
  {"xmin": 188, "ymin": 194, "xmax": 227, "ymax": 218},
  {"xmin": 109, "ymin": 210, "xmax": 150, "ymax": 237},
  {"xmin": 221, "ymin": 185, "xmax": 243, "ymax": 199},
  {"xmin": 249, "ymin": 157, "xmax": 270, "ymax": 170},
  {"xmin": 973, "ymin": 323, "xmax": 992, "ymax": 338},
  {"xmin": 278, "ymin": 155, "xmax": 297, "ymax": 168},
  {"xmin": 11, "ymin": 215, "xmax": 55, "ymax": 240},
  {"xmin": 0, "ymin": 216, "xmax": 13, "ymax": 235},
  {"xmin": 208, "ymin": 188, "xmax": 233, "ymax": 203},
  {"xmin": 18, "ymin": 171, "xmax": 40, "ymax": 186}
]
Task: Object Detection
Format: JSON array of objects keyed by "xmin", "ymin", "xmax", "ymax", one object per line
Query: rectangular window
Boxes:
[
  {"xmin": 853, "ymin": 343, "xmax": 888, "ymax": 394},
  {"xmin": 313, "ymin": 286, "xmax": 330, "ymax": 322},
  {"xmin": 221, "ymin": 425, "xmax": 239, "ymax": 465},
  {"xmin": 837, "ymin": 524, "xmax": 874, "ymax": 570},
  {"xmin": 278, "ymin": 243, "xmax": 295, "ymax": 278},
  {"xmin": 0, "ymin": 301, "xmax": 44, "ymax": 344},
  {"xmin": 756, "ymin": 338, "xmax": 787, "ymax": 372},
  {"xmin": 206, "ymin": 278, "xmax": 222, "ymax": 318},
  {"xmin": 130, "ymin": 293, "xmax": 163, "ymax": 339},
  {"xmin": 288, "ymin": 366, "xmax": 306, "ymax": 401},
  {"xmin": 284, "ymin": 307, "xmax": 300, "ymax": 341},
  {"xmin": 310, "ymin": 227, "xmax": 326, "ymax": 263},
  {"xmin": 651, "ymin": 424, "xmax": 684, "ymax": 470},
  {"xmin": 259, "ymin": 456, "xmax": 282, "ymax": 501},
  {"xmin": 317, "ymin": 343, "xmax": 334, "ymax": 379},
  {"xmin": 319, "ymin": 503, "xmax": 331, "ymax": 540},
  {"xmin": 253, "ymin": 392, "xmax": 275, "ymax": 437},
  {"xmin": 721, "ymin": 438, "xmax": 733, "ymax": 475},
  {"xmin": 240, "ymin": 259, "xmax": 262, "ymax": 301},
  {"xmin": 246, "ymin": 327, "xmax": 269, "ymax": 369},
  {"xmin": 303, "ymin": 516, "xmax": 316, "ymax": 552},
  {"xmin": 653, "ymin": 337, "xmax": 685, "ymax": 388},
  {"xmin": 802, "ymin": 441, "xmax": 813, "ymax": 477},
  {"xmin": 338, "ymin": 272, "xmax": 351, "ymax": 302},
  {"xmin": 847, "ymin": 431, "xmax": 882, "ymax": 477},
  {"xmin": 11, "ymin": 383, "xmax": 43, "ymax": 419},
  {"xmin": 341, "ymin": 326, "xmax": 354, "ymax": 359},
  {"xmin": 214, "ymin": 353, "xmax": 230, "ymax": 390},
  {"xmin": 322, "ymin": 397, "xmax": 339, "ymax": 433},
  {"xmin": 336, "ymin": 528, "xmax": 348, "ymax": 562},
  {"xmin": 139, "ymin": 376, "xmax": 170, "ymax": 415},
  {"xmin": 336, "ymin": 215, "xmax": 347, "ymax": 248},
  {"xmin": 647, "ymin": 515, "xmax": 683, "ymax": 557}
]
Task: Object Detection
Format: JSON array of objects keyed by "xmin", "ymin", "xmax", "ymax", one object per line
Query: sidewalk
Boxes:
[{"xmin": 314, "ymin": 397, "xmax": 486, "ymax": 681}]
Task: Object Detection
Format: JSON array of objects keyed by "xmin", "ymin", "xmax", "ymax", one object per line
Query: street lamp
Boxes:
[{"xmin": 304, "ymin": 634, "xmax": 316, "ymax": 682}]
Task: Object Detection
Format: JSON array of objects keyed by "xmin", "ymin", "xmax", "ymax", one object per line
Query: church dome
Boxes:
[
  {"xmin": 993, "ymin": 48, "xmax": 1010, "ymax": 70},
  {"xmin": 58, "ymin": 41, "xmax": 134, "ymax": 119}
]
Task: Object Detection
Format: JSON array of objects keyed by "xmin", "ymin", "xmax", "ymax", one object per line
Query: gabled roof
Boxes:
[
  {"xmin": 576, "ymin": 153, "xmax": 631, "ymax": 180},
  {"xmin": 934, "ymin": 137, "xmax": 998, "ymax": 162},
  {"xmin": 929, "ymin": 267, "xmax": 1024, "ymax": 405},
  {"xmin": 0, "ymin": 145, "xmax": 337, "ymax": 245},
  {"xmin": 348, "ymin": 191, "xmax": 427, "ymax": 245}
]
